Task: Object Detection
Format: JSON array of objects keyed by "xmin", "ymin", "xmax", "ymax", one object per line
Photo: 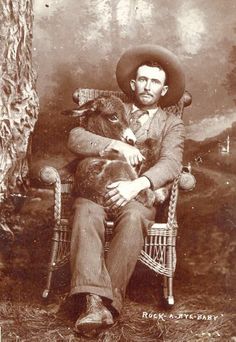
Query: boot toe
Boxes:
[{"xmin": 74, "ymin": 308, "xmax": 114, "ymax": 335}]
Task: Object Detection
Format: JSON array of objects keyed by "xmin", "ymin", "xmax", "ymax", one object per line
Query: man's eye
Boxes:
[{"xmin": 108, "ymin": 114, "xmax": 119, "ymax": 122}]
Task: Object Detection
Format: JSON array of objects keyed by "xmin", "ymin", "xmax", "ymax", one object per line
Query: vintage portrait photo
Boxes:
[{"xmin": 0, "ymin": 0, "xmax": 235, "ymax": 341}]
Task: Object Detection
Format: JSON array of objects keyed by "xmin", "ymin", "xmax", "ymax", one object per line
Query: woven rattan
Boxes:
[{"xmin": 40, "ymin": 88, "xmax": 192, "ymax": 305}]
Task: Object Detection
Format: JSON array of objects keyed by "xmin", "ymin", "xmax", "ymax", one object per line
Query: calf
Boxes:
[{"xmin": 64, "ymin": 95, "xmax": 155, "ymax": 208}]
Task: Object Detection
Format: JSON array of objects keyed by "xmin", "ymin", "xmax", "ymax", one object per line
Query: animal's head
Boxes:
[{"xmin": 63, "ymin": 95, "xmax": 136, "ymax": 144}]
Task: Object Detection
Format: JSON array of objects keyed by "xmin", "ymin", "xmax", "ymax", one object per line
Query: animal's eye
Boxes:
[{"xmin": 108, "ymin": 114, "xmax": 119, "ymax": 122}]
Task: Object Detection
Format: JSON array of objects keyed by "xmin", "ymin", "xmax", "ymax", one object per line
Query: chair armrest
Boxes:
[
  {"xmin": 39, "ymin": 160, "xmax": 76, "ymax": 185},
  {"xmin": 167, "ymin": 176, "xmax": 180, "ymax": 227},
  {"xmin": 179, "ymin": 165, "xmax": 196, "ymax": 191},
  {"xmin": 39, "ymin": 166, "xmax": 59, "ymax": 185},
  {"xmin": 182, "ymin": 90, "xmax": 192, "ymax": 108},
  {"xmin": 154, "ymin": 163, "xmax": 196, "ymax": 205},
  {"xmin": 39, "ymin": 166, "xmax": 62, "ymax": 225}
]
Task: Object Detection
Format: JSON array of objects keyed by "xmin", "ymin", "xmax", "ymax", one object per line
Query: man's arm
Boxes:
[
  {"xmin": 68, "ymin": 127, "xmax": 113, "ymax": 157},
  {"xmin": 68, "ymin": 127, "xmax": 145, "ymax": 165},
  {"xmin": 143, "ymin": 116, "xmax": 185, "ymax": 190},
  {"xmin": 105, "ymin": 116, "xmax": 185, "ymax": 208}
]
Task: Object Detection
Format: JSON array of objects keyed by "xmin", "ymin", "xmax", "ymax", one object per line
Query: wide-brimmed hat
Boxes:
[{"xmin": 116, "ymin": 44, "xmax": 185, "ymax": 107}]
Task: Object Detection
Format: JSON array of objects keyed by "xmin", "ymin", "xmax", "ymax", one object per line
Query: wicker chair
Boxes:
[{"xmin": 39, "ymin": 88, "xmax": 193, "ymax": 306}]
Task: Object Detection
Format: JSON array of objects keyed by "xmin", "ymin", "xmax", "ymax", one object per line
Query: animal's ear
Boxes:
[
  {"xmin": 61, "ymin": 99, "xmax": 98, "ymax": 117},
  {"xmin": 86, "ymin": 96, "xmax": 107, "ymax": 112},
  {"xmin": 61, "ymin": 108, "xmax": 89, "ymax": 117},
  {"xmin": 96, "ymin": 96, "xmax": 107, "ymax": 106},
  {"xmin": 75, "ymin": 98, "xmax": 103, "ymax": 114},
  {"xmin": 78, "ymin": 99, "xmax": 97, "ymax": 111}
]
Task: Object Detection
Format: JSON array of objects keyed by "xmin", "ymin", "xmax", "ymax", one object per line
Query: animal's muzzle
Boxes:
[{"xmin": 122, "ymin": 128, "xmax": 137, "ymax": 145}]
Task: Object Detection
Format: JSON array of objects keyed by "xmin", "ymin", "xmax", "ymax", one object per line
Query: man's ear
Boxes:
[
  {"xmin": 130, "ymin": 79, "xmax": 136, "ymax": 92},
  {"xmin": 161, "ymin": 85, "xmax": 168, "ymax": 97}
]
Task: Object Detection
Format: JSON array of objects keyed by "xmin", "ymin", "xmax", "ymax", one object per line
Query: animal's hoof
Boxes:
[{"xmin": 154, "ymin": 188, "xmax": 169, "ymax": 204}]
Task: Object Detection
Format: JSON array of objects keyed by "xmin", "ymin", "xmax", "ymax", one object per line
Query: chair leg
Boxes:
[
  {"xmin": 42, "ymin": 270, "xmax": 53, "ymax": 299},
  {"xmin": 163, "ymin": 235, "xmax": 175, "ymax": 306},
  {"xmin": 163, "ymin": 276, "xmax": 174, "ymax": 306},
  {"xmin": 42, "ymin": 226, "xmax": 60, "ymax": 298}
]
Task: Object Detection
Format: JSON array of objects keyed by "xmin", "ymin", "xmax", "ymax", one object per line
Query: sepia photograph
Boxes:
[{"xmin": 0, "ymin": 0, "xmax": 235, "ymax": 341}]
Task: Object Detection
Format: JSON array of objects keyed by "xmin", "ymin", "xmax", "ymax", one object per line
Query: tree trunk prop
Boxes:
[{"xmin": 0, "ymin": 0, "xmax": 39, "ymax": 203}]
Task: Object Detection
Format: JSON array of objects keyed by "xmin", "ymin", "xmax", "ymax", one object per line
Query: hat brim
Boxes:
[{"xmin": 116, "ymin": 44, "xmax": 185, "ymax": 107}]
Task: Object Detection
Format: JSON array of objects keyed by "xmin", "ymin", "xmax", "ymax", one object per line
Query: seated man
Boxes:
[{"xmin": 67, "ymin": 44, "xmax": 185, "ymax": 335}]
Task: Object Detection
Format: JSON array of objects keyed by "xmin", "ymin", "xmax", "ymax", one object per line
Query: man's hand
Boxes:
[
  {"xmin": 105, "ymin": 177, "xmax": 151, "ymax": 209},
  {"xmin": 103, "ymin": 140, "xmax": 145, "ymax": 167}
]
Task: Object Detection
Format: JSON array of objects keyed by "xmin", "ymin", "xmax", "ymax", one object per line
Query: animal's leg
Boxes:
[{"xmin": 136, "ymin": 189, "xmax": 156, "ymax": 208}]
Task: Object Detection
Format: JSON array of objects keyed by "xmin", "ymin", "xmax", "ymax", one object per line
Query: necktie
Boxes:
[{"xmin": 130, "ymin": 109, "xmax": 149, "ymax": 133}]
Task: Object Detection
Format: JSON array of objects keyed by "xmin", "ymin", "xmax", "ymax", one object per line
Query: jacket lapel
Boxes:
[{"xmin": 147, "ymin": 108, "xmax": 167, "ymax": 139}]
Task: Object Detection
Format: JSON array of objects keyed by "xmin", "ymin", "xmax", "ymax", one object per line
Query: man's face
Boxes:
[{"xmin": 130, "ymin": 65, "xmax": 168, "ymax": 109}]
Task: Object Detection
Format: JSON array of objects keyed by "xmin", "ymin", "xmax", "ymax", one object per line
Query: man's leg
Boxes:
[
  {"xmin": 70, "ymin": 197, "xmax": 114, "ymax": 335},
  {"xmin": 70, "ymin": 197, "xmax": 113, "ymax": 301},
  {"xmin": 105, "ymin": 200, "xmax": 156, "ymax": 313}
]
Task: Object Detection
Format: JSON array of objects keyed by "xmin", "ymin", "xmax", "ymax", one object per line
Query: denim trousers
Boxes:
[{"xmin": 70, "ymin": 197, "xmax": 156, "ymax": 313}]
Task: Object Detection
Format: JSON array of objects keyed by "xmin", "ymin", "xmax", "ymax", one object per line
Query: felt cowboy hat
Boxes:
[{"xmin": 116, "ymin": 44, "xmax": 185, "ymax": 107}]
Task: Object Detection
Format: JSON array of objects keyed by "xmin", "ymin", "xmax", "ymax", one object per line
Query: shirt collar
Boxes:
[{"xmin": 131, "ymin": 104, "xmax": 159, "ymax": 118}]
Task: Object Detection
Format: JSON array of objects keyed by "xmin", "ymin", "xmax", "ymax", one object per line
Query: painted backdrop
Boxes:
[{"xmin": 32, "ymin": 0, "xmax": 236, "ymax": 164}]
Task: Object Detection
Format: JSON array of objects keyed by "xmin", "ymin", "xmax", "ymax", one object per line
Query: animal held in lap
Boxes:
[{"xmin": 64, "ymin": 95, "xmax": 156, "ymax": 208}]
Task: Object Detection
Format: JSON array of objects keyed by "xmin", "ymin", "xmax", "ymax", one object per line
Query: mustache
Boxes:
[{"xmin": 140, "ymin": 92, "xmax": 153, "ymax": 97}]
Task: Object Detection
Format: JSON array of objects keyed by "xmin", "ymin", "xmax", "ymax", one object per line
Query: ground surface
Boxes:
[{"xmin": 0, "ymin": 138, "xmax": 236, "ymax": 341}]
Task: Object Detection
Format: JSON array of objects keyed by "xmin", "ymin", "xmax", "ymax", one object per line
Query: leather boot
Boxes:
[{"xmin": 74, "ymin": 294, "xmax": 114, "ymax": 336}]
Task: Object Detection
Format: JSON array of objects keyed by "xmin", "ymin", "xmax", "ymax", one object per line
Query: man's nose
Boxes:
[{"xmin": 144, "ymin": 79, "xmax": 151, "ymax": 90}]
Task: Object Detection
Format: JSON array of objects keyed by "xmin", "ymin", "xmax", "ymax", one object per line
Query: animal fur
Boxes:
[{"xmin": 65, "ymin": 95, "xmax": 168, "ymax": 208}]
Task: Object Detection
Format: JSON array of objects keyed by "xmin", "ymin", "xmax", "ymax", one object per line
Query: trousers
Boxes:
[{"xmin": 70, "ymin": 197, "xmax": 156, "ymax": 313}]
